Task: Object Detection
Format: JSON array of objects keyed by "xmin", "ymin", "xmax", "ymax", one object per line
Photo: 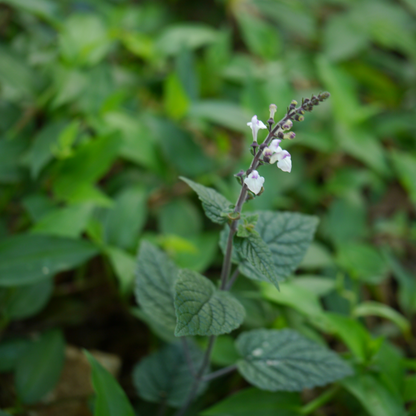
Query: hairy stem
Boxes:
[
  {"xmin": 181, "ymin": 337, "xmax": 196, "ymax": 377},
  {"xmin": 202, "ymin": 364, "xmax": 237, "ymax": 382},
  {"xmin": 176, "ymin": 107, "xmax": 301, "ymax": 416},
  {"xmin": 175, "ymin": 336, "xmax": 216, "ymax": 416},
  {"xmin": 225, "ymin": 268, "xmax": 240, "ymax": 291}
]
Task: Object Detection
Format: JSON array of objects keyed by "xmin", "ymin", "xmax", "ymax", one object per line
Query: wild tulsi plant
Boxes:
[{"xmin": 135, "ymin": 93, "xmax": 353, "ymax": 415}]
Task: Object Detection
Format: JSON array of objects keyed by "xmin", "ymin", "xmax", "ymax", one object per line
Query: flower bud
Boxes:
[
  {"xmin": 282, "ymin": 119, "xmax": 293, "ymax": 131},
  {"xmin": 311, "ymin": 95, "xmax": 319, "ymax": 105},
  {"xmin": 269, "ymin": 104, "xmax": 277, "ymax": 119},
  {"xmin": 277, "ymin": 130, "xmax": 284, "ymax": 139},
  {"xmin": 289, "ymin": 100, "xmax": 298, "ymax": 109},
  {"xmin": 283, "ymin": 132, "xmax": 296, "ymax": 140},
  {"xmin": 318, "ymin": 91, "xmax": 331, "ymax": 101},
  {"xmin": 262, "ymin": 146, "xmax": 274, "ymax": 159},
  {"xmin": 294, "ymin": 114, "xmax": 304, "ymax": 122}
]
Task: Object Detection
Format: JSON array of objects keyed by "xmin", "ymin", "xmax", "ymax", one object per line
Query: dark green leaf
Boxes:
[
  {"xmin": 15, "ymin": 330, "xmax": 65, "ymax": 404},
  {"xmin": 133, "ymin": 342, "xmax": 207, "ymax": 408},
  {"xmin": 157, "ymin": 198, "xmax": 202, "ymax": 238},
  {"xmin": 1, "ymin": 278, "xmax": 53, "ymax": 320},
  {"xmin": 106, "ymin": 247, "xmax": 136, "ymax": 293},
  {"xmin": 235, "ymin": 231, "xmax": 281, "ymax": 289},
  {"xmin": 26, "ymin": 121, "xmax": 68, "ymax": 179},
  {"xmin": 0, "ymin": 338, "xmax": 29, "ymax": 372},
  {"xmin": 336, "ymin": 243, "xmax": 388, "ymax": 284},
  {"xmin": 342, "ymin": 374, "xmax": 407, "ymax": 416},
  {"xmin": 222, "ymin": 212, "xmax": 318, "ymax": 286},
  {"xmin": 53, "ymin": 135, "xmax": 120, "ymax": 203},
  {"xmin": 104, "ymin": 186, "xmax": 148, "ymax": 250},
  {"xmin": 201, "ymin": 387, "xmax": 301, "ymax": 416},
  {"xmin": 135, "ymin": 241, "xmax": 178, "ymax": 331},
  {"xmin": 31, "ymin": 203, "xmax": 94, "ymax": 239},
  {"xmin": 180, "ymin": 177, "xmax": 232, "ymax": 224},
  {"xmin": 0, "ymin": 234, "xmax": 98, "ymax": 286},
  {"xmin": 174, "ymin": 269, "xmax": 245, "ymax": 336},
  {"xmin": 236, "ymin": 329, "xmax": 353, "ymax": 391},
  {"xmin": 85, "ymin": 351, "xmax": 135, "ymax": 416}
]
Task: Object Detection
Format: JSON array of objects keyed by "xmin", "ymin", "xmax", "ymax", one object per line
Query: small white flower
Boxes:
[
  {"xmin": 270, "ymin": 149, "xmax": 292, "ymax": 173},
  {"xmin": 269, "ymin": 138, "xmax": 281, "ymax": 152},
  {"xmin": 244, "ymin": 170, "xmax": 265, "ymax": 194},
  {"xmin": 247, "ymin": 115, "xmax": 267, "ymax": 142}
]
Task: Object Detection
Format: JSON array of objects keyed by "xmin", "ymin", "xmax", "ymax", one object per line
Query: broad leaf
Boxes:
[
  {"xmin": 174, "ymin": 269, "xmax": 245, "ymax": 336},
  {"xmin": 135, "ymin": 241, "xmax": 178, "ymax": 331},
  {"xmin": 1, "ymin": 278, "xmax": 53, "ymax": 320},
  {"xmin": 221, "ymin": 212, "xmax": 318, "ymax": 285},
  {"xmin": 180, "ymin": 177, "xmax": 232, "ymax": 224},
  {"xmin": 201, "ymin": 387, "xmax": 301, "ymax": 416},
  {"xmin": 236, "ymin": 329, "xmax": 353, "ymax": 391},
  {"xmin": 235, "ymin": 231, "xmax": 281, "ymax": 289},
  {"xmin": 133, "ymin": 343, "xmax": 207, "ymax": 408},
  {"xmin": 15, "ymin": 330, "xmax": 65, "ymax": 404},
  {"xmin": 353, "ymin": 301, "xmax": 410, "ymax": 336},
  {"xmin": 103, "ymin": 186, "xmax": 148, "ymax": 250},
  {"xmin": 342, "ymin": 374, "xmax": 407, "ymax": 416},
  {"xmin": 0, "ymin": 234, "xmax": 98, "ymax": 286},
  {"xmin": 85, "ymin": 351, "xmax": 135, "ymax": 416},
  {"xmin": 0, "ymin": 338, "xmax": 29, "ymax": 372}
]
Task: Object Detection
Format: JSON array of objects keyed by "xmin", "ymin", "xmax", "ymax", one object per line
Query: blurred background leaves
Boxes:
[{"xmin": 0, "ymin": 0, "xmax": 415, "ymax": 414}]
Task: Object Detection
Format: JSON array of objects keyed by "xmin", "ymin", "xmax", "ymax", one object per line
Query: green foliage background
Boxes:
[{"xmin": 0, "ymin": 0, "xmax": 415, "ymax": 415}]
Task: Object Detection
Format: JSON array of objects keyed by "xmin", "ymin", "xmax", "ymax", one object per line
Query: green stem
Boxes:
[{"xmin": 300, "ymin": 385, "xmax": 340, "ymax": 415}]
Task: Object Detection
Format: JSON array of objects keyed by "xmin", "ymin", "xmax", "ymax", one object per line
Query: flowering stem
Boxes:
[{"xmin": 176, "ymin": 103, "xmax": 309, "ymax": 416}]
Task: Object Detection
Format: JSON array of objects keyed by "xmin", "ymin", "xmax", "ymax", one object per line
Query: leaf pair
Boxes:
[
  {"xmin": 221, "ymin": 211, "xmax": 319, "ymax": 289},
  {"xmin": 135, "ymin": 241, "xmax": 245, "ymax": 337}
]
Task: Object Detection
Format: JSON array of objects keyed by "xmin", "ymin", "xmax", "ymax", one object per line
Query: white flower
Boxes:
[
  {"xmin": 247, "ymin": 115, "xmax": 267, "ymax": 142},
  {"xmin": 270, "ymin": 149, "xmax": 292, "ymax": 173},
  {"xmin": 269, "ymin": 138, "xmax": 281, "ymax": 153},
  {"xmin": 244, "ymin": 170, "xmax": 265, "ymax": 194}
]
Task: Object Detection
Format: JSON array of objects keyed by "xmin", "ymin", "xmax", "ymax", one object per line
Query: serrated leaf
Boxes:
[
  {"xmin": 236, "ymin": 329, "xmax": 353, "ymax": 392},
  {"xmin": 85, "ymin": 351, "xmax": 135, "ymax": 416},
  {"xmin": 15, "ymin": 330, "xmax": 65, "ymax": 404},
  {"xmin": 235, "ymin": 231, "xmax": 281, "ymax": 289},
  {"xmin": 135, "ymin": 241, "xmax": 178, "ymax": 331},
  {"xmin": 180, "ymin": 177, "xmax": 232, "ymax": 224},
  {"xmin": 221, "ymin": 212, "xmax": 318, "ymax": 285},
  {"xmin": 174, "ymin": 269, "xmax": 245, "ymax": 336},
  {"xmin": 133, "ymin": 343, "xmax": 207, "ymax": 408}
]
